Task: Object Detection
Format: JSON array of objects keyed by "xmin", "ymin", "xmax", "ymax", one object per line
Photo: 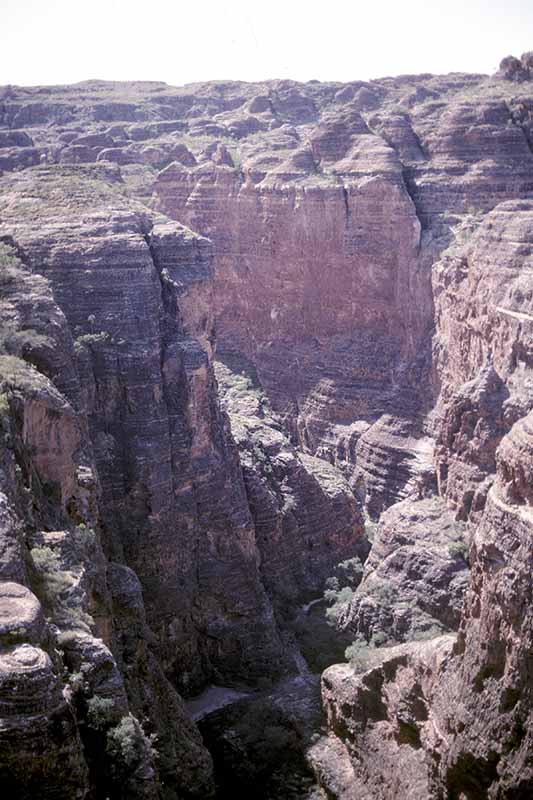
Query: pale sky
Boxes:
[{"xmin": 2, "ymin": 0, "xmax": 533, "ymax": 87}]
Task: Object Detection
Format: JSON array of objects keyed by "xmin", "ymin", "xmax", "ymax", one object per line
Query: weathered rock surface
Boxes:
[
  {"xmin": 313, "ymin": 121, "xmax": 533, "ymax": 798},
  {"xmin": 0, "ymin": 60, "xmax": 532, "ymax": 799},
  {"xmin": 319, "ymin": 635, "xmax": 457, "ymax": 799},
  {"xmin": 216, "ymin": 360, "xmax": 368, "ymax": 613},
  {"xmin": 334, "ymin": 497, "xmax": 469, "ymax": 647},
  {"xmin": 0, "ymin": 239, "xmax": 214, "ymax": 797},
  {"xmin": 0, "ymin": 642, "xmax": 89, "ymax": 799},
  {"xmin": 434, "ymin": 199, "xmax": 533, "ymax": 520},
  {"xmin": 0, "ymin": 145, "xmax": 365, "ymax": 795},
  {"xmin": 429, "ymin": 416, "xmax": 533, "ymax": 797},
  {"xmin": 0, "ymin": 166, "xmax": 287, "ymax": 696}
]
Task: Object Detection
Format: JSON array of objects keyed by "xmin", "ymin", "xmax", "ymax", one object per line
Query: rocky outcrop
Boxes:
[
  {"xmin": 0, "ymin": 240, "xmax": 213, "ymax": 798},
  {"xmin": 0, "ymin": 165, "xmax": 287, "ymax": 696},
  {"xmin": 154, "ymin": 144, "xmax": 430, "ymax": 517},
  {"xmin": 0, "ymin": 152, "xmax": 365, "ymax": 795},
  {"xmin": 320, "ymin": 414, "xmax": 532, "ymax": 800},
  {"xmin": 497, "ymin": 52, "xmax": 533, "ymax": 82},
  {"xmin": 433, "ymin": 199, "xmax": 533, "ymax": 519},
  {"xmin": 333, "ymin": 497, "xmax": 469, "ymax": 648},
  {"xmin": 319, "ymin": 635, "xmax": 456, "ymax": 800},
  {"xmin": 313, "ymin": 157, "xmax": 533, "ymax": 800},
  {"xmin": 429, "ymin": 416, "xmax": 533, "ymax": 797},
  {"xmin": 0, "ymin": 63, "xmax": 532, "ymax": 799},
  {"xmin": 215, "ymin": 360, "xmax": 368, "ymax": 613}
]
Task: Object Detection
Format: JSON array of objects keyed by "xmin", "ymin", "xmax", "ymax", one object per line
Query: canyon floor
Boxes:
[{"xmin": 0, "ymin": 51, "xmax": 532, "ymax": 799}]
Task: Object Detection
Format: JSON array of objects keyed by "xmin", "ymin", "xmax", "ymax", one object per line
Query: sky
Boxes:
[{"xmin": 1, "ymin": 0, "xmax": 533, "ymax": 87}]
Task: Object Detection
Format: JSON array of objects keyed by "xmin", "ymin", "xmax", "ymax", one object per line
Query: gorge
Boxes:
[{"xmin": 0, "ymin": 51, "xmax": 532, "ymax": 799}]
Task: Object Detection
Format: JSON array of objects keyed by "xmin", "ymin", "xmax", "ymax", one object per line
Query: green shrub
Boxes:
[
  {"xmin": 324, "ymin": 575, "xmax": 339, "ymax": 592},
  {"xmin": 0, "ymin": 241, "xmax": 19, "ymax": 270},
  {"xmin": 87, "ymin": 696, "xmax": 115, "ymax": 730},
  {"xmin": 71, "ymin": 524, "xmax": 97, "ymax": 552},
  {"xmin": 364, "ymin": 518, "xmax": 379, "ymax": 543},
  {"xmin": 411, "ymin": 624, "xmax": 443, "ymax": 642},
  {"xmin": 228, "ymin": 148, "xmax": 242, "ymax": 171},
  {"xmin": 372, "ymin": 631, "xmax": 387, "ymax": 647},
  {"xmin": 30, "ymin": 543, "xmax": 93, "ymax": 630},
  {"xmin": 323, "ymin": 555, "xmax": 364, "ymax": 627},
  {"xmin": 106, "ymin": 714, "xmax": 156, "ymax": 771},
  {"xmin": 31, "ymin": 546, "xmax": 73, "ymax": 598},
  {"xmin": 336, "ymin": 557, "xmax": 364, "ymax": 587},
  {"xmin": 345, "ymin": 624, "xmax": 397, "ymax": 669},
  {"xmin": 344, "ymin": 640, "xmax": 375, "ymax": 670},
  {"xmin": 0, "ymin": 393, "xmax": 10, "ymax": 430},
  {"xmin": 74, "ymin": 331, "xmax": 110, "ymax": 354},
  {"xmin": 448, "ymin": 540, "xmax": 469, "ymax": 563},
  {"xmin": 325, "ymin": 586, "xmax": 354, "ymax": 625}
]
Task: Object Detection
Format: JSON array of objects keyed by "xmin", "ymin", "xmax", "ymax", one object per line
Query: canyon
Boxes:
[{"xmin": 0, "ymin": 50, "xmax": 532, "ymax": 799}]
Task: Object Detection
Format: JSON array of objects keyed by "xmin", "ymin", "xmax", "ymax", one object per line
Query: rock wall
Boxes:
[
  {"xmin": 315, "ymin": 120, "xmax": 533, "ymax": 798},
  {"xmin": 0, "ymin": 58, "xmax": 532, "ymax": 798},
  {"xmin": 0, "ymin": 155, "xmax": 366, "ymax": 795},
  {"xmin": 0, "ymin": 238, "xmax": 213, "ymax": 798},
  {"xmin": 153, "ymin": 116, "xmax": 431, "ymax": 518}
]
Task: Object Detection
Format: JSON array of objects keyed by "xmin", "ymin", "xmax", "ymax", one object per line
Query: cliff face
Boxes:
[
  {"xmin": 317, "ymin": 117, "xmax": 533, "ymax": 799},
  {"xmin": 427, "ymin": 197, "xmax": 533, "ymax": 798},
  {"xmin": 153, "ymin": 99, "xmax": 431, "ymax": 520},
  {"xmin": 0, "ymin": 111, "xmax": 366, "ymax": 797},
  {"xmin": 0, "ymin": 165, "xmax": 291, "ymax": 695},
  {"xmin": 0, "ymin": 225, "xmax": 214, "ymax": 798},
  {"xmin": 0, "ymin": 55, "xmax": 532, "ymax": 799}
]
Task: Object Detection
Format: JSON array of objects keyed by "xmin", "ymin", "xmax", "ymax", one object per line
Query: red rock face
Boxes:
[
  {"xmin": 0, "ymin": 161, "xmax": 366, "ymax": 796},
  {"xmin": 431, "ymin": 415, "xmax": 533, "ymax": 797},
  {"xmin": 434, "ymin": 199, "xmax": 533, "ymax": 518},
  {"xmin": 154, "ymin": 141, "xmax": 431, "ymax": 518},
  {"xmin": 156, "ymin": 167, "xmax": 422, "ymax": 360},
  {"xmin": 0, "ymin": 227, "xmax": 215, "ymax": 798},
  {"xmin": 314, "ymin": 163, "xmax": 533, "ymax": 800},
  {"xmin": 0, "ymin": 65, "xmax": 532, "ymax": 799},
  {"xmin": 0, "ymin": 166, "xmax": 289, "ymax": 695}
]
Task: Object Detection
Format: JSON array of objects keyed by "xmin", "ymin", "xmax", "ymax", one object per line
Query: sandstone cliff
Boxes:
[{"xmin": 0, "ymin": 52, "xmax": 532, "ymax": 799}]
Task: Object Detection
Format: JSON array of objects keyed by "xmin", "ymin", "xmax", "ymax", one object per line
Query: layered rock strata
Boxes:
[
  {"xmin": 0, "ymin": 57, "xmax": 532, "ymax": 798},
  {"xmin": 319, "ymin": 415, "xmax": 533, "ymax": 799},
  {"xmin": 215, "ymin": 360, "xmax": 367, "ymax": 612},
  {"xmin": 334, "ymin": 496, "xmax": 469, "ymax": 647},
  {"xmin": 0, "ymin": 239, "xmax": 214, "ymax": 797},
  {"xmin": 314, "ymin": 134, "xmax": 533, "ymax": 798},
  {"xmin": 0, "ymin": 158, "xmax": 366, "ymax": 795}
]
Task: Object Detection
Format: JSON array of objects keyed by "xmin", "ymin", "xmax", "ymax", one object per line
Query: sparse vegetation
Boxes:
[
  {"xmin": 106, "ymin": 714, "xmax": 156, "ymax": 772},
  {"xmin": 31, "ymin": 545, "xmax": 73, "ymax": 598},
  {"xmin": 344, "ymin": 632, "xmax": 390, "ymax": 671},
  {"xmin": 345, "ymin": 639, "xmax": 374, "ymax": 666},
  {"xmin": 448, "ymin": 539, "xmax": 469, "ymax": 563},
  {"xmin": 0, "ymin": 241, "xmax": 20, "ymax": 271},
  {"xmin": 0, "ymin": 243, "xmax": 53, "ymax": 358},
  {"xmin": 87, "ymin": 696, "xmax": 116, "ymax": 731},
  {"xmin": 228, "ymin": 148, "xmax": 242, "ymax": 171},
  {"xmin": 324, "ymin": 586, "xmax": 354, "ymax": 625},
  {"xmin": 30, "ymin": 536, "xmax": 94, "ymax": 630},
  {"xmin": 0, "ymin": 392, "xmax": 10, "ymax": 426},
  {"xmin": 74, "ymin": 331, "xmax": 111, "ymax": 354},
  {"xmin": 364, "ymin": 516, "xmax": 379, "ymax": 543},
  {"xmin": 71, "ymin": 523, "xmax": 97, "ymax": 549},
  {"xmin": 323, "ymin": 555, "xmax": 364, "ymax": 626},
  {"xmin": 411, "ymin": 624, "xmax": 444, "ymax": 642}
]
